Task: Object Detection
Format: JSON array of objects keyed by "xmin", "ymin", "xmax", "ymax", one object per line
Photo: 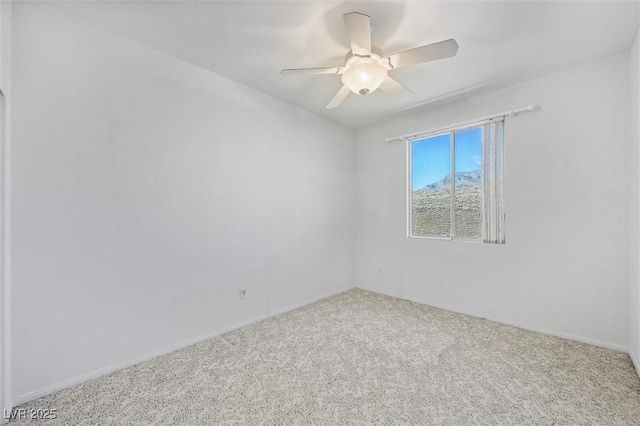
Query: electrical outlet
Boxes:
[
  {"xmin": 438, "ymin": 277, "xmax": 444, "ymax": 287},
  {"xmin": 240, "ymin": 288, "xmax": 247, "ymax": 299}
]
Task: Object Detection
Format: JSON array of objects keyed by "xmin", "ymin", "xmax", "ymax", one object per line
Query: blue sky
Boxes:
[{"xmin": 411, "ymin": 127, "xmax": 482, "ymax": 190}]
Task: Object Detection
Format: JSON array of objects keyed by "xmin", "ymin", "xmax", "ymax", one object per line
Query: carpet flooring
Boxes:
[{"xmin": 11, "ymin": 289, "xmax": 640, "ymax": 425}]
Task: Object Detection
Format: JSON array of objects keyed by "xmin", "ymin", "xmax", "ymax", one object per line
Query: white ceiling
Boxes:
[{"xmin": 46, "ymin": 1, "xmax": 639, "ymax": 129}]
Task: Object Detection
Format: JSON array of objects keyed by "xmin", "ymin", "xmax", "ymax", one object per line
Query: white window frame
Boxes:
[{"xmin": 407, "ymin": 118, "xmax": 502, "ymax": 242}]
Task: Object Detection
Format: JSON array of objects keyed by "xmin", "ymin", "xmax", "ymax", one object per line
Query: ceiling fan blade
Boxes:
[
  {"xmin": 281, "ymin": 67, "xmax": 342, "ymax": 76},
  {"xmin": 385, "ymin": 39, "xmax": 459, "ymax": 69},
  {"xmin": 344, "ymin": 12, "xmax": 371, "ymax": 56},
  {"xmin": 325, "ymin": 85, "xmax": 351, "ymax": 109},
  {"xmin": 378, "ymin": 76, "xmax": 414, "ymax": 101}
]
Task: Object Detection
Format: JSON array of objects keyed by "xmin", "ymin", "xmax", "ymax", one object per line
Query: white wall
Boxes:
[
  {"xmin": 0, "ymin": 0, "xmax": 10, "ymax": 91},
  {"xmin": 0, "ymin": 0, "xmax": 11, "ymax": 416},
  {"xmin": 630, "ymin": 28, "xmax": 640, "ymax": 374},
  {"xmin": 355, "ymin": 53, "xmax": 631, "ymax": 350},
  {"xmin": 12, "ymin": 3, "xmax": 355, "ymax": 402}
]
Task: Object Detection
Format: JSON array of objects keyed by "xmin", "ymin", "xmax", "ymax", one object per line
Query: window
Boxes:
[{"xmin": 409, "ymin": 119, "xmax": 505, "ymax": 243}]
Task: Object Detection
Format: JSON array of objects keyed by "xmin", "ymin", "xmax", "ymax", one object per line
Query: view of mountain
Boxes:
[{"xmin": 421, "ymin": 170, "xmax": 481, "ymax": 190}]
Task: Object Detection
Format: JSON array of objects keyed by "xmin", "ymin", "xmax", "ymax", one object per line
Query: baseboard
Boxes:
[
  {"xmin": 357, "ymin": 287, "xmax": 629, "ymax": 353},
  {"xmin": 631, "ymin": 351, "xmax": 640, "ymax": 378},
  {"xmin": 13, "ymin": 286, "xmax": 354, "ymax": 406}
]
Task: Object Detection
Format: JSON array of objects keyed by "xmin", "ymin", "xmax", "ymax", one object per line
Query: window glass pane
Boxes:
[
  {"xmin": 411, "ymin": 134, "xmax": 451, "ymax": 237},
  {"xmin": 453, "ymin": 127, "xmax": 482, "ymax": 239}
]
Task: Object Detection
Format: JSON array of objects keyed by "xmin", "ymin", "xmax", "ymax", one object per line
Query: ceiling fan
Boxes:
[{"xmin": 281, "ymin": 12, "xmax": 459, "ymax": 109}]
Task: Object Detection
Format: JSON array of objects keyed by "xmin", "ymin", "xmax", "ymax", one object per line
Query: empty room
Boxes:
[{"xmin": 0, "ymin": 0, "xmax": 639, "ymax": 424}]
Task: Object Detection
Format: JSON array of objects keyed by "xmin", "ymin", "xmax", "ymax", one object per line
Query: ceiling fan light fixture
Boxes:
[{"xmin": 341, "ymin": 60, "xmax": 388, "ymax": 96}]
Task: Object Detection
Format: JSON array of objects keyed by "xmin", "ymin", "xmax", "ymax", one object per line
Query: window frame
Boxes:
[{"xmin": 407, "ymin": 120, "xmax": 495, "ymax": 242}]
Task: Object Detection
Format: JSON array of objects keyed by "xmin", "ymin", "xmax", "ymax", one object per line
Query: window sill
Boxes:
[{"xmin": 408, "ymin": 236, "xmax": 484, "ymax": 244}]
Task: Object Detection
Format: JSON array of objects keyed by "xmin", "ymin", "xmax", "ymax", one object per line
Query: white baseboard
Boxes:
[
  {"xmin": 358, "ymin": 287, "xmax": 629, "ymax": 353},
  {"xmin": 14, "ymin": 286, "xmax": 354, "ymax": 406},
  {"xmin": 631, "ymin": 352, "xmax": 640, "ymax": 378}
]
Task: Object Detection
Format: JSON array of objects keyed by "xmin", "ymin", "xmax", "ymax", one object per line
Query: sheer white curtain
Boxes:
[{"xmin": 481, "ymin": 119, "xmax": 505, "ymax": 244}]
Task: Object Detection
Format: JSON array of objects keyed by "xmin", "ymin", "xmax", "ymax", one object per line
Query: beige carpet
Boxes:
[{"xmin": 11, "ymin": 289, "xmax": 640, "ymax": 425}]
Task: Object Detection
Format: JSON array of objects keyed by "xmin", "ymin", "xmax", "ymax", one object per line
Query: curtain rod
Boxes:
[{"xmin": 385, "ymin": 104, "xmax": 540, "ymax": 143}]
